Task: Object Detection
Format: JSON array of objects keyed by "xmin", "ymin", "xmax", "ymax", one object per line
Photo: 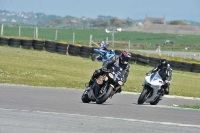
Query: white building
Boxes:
[{"xmin": 11, "ymin": 19, "xmax": 17, "ymax": 22}]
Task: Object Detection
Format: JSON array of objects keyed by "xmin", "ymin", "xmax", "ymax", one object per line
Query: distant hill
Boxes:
[
  {"xmin": 0, "ymin": 10, "xmax": 199, "ymax": 27},
  {"xmin": 0, "ymin": 10, "xmax": 76, "ymax": 26}
]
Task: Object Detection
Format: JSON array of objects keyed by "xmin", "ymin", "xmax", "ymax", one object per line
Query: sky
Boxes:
[{"xmin": 0, "ymin": 0, "xmax": 200, "ymax": 22}]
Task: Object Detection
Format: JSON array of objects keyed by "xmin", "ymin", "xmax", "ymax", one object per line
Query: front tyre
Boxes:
[
  {"xmin": 96, "ymin": 86, "xmax": 113, "ymax": 104},
  {"xmin": 91, "ymin": 54, "xmax": 98, "ymax": 61},
  {"xmin": 81, "ymin": 90, "xmax": 91, "ymax": 103},
  {"xmin": 138, "ymin": 89, "xmax": 148, "ymax": 104}
]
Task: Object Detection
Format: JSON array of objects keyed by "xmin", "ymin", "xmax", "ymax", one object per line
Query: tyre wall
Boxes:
[{"xmin": 0, "ymin": 37, "xmax": 199, "ymax": 73}]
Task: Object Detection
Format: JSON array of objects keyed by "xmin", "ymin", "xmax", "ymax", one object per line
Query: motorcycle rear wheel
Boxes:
[
  {"xmin": 81, "ymin": 90, "xmax": 91, "ymax": 103},
  {"xmin": 150, "ymin": 96, "xmax": 160, "ymax": 105},
  {"xmin": 138, "ymin": 89, "xmax": 148, "ymax": 104}
]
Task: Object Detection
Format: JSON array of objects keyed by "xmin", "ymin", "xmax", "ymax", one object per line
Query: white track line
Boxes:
[{"xmin": 0, "ymin": 108, "xmax": 200, "ymax": 128}]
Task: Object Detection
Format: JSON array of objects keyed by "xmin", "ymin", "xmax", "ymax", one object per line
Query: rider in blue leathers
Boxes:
[{"xmin": 99, "ymin": 41, "xmax": 109, "ymax": 58}]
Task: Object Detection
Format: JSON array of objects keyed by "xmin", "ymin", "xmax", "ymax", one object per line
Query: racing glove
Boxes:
[{"xmin": 146, "ymin": 72, "xmax": 151, "ymax": 76}]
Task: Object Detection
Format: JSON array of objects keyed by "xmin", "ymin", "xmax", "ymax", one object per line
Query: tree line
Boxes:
[
  {"xmin": 38, "ymin": 17, "xmax": 191, "ymax": 29},
  {"xmin": 37, "ymin": 17, "xmax": 135, "ymax": 29}
]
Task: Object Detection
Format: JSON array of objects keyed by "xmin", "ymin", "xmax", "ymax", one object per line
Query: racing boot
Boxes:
[
  {"xmin": 164, "ymin": 87, "xmax": 170, "ymax": 95},
  {"xmin": 85, "ymin": 79, "xmax": 95, "ymax": 88}
]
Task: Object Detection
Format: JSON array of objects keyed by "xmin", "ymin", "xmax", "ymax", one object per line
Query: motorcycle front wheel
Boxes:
[
  {"xmin": 96, "ymin": 86, "xmax": 113, "ymax": 104},
  {"xmin": 81, "ymin": 90, "xmax": 91, "ymax": 103},
  {"xmin": 91, "ymin": 54, "xmax": 99, "ymax": 61},
  {"xmin": 138, "ymin": 89, "xmax": 148, "ymax": 104}
]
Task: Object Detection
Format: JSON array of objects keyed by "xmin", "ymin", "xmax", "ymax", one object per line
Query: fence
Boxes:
[
  {"xmin": 1, "ymin": 24, "xmax": 132, "ymax": 49},
  {"xmin": 0, "ymin": 24, "xmax": 77, "ymax": 44},
  {"xmin": 137, "ymin": 49, "xmax": 200, "ymax": 61},
  {"xmin": 89, "ymin": 34, "xmax": 130, "ymax": 50}
]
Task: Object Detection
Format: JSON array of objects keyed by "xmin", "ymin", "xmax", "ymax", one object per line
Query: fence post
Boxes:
[
  {"xmin": 112, "ymin": 31, "xmax": 114, "ymax": 48},
  {"xmin": 55, "ymin": 30, "xmax": 58, "ymax": 40},
  {"xmin": 1, "ymin": 24, "xmax": 3, "ymax": 36},
  {"xmin": 33, "ymin": 27, "xmax": 35, "ymax": 38},
  {"xmin": 35, "ymin": 27, "xmax": 38, "ymax": 39},
  {"xmin": 73, "ymin": 32, "xmax": 75, "ymax": 44},
  {"xmin": 18, "ymin": 26, "xmax": 21, "ymax": 37},
  {"xmin": 156, "ymin": 46, "xmax": 162, "ymax": 56},
  {"xmin": 89, "ymin": 35, "xmax": 92, "ymax": 46}
]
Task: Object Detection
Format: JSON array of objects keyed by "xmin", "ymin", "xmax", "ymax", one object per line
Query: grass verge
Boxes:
[
  {"xmin": 0, "ymin": 46, "xmax": 200, "ymax": 98},
  {"xmin": 178, "ymin": 104, "xmax": 200, "ymax": 109}
]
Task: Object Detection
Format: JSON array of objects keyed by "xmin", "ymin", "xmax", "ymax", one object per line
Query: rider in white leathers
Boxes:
[{"xmin": 147, "ymin": 59, "xmax": 172, "ymax": 94}]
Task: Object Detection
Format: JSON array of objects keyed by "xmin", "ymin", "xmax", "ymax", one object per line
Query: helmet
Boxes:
[
  {"xmin": 119, "ymin": 51, "xmax": 131, "ymax": 64},
  {"xmin": 159, "ymin": 59, "xmax": 168, "ymax": 69},
  {"xmin": 105, "ymin": 43, "xmax": 109, "ymax": 47}
]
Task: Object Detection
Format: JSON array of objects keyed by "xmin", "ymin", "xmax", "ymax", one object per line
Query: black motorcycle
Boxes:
[{"xmin": 81, "ymin": 66, "xmax": 125, "ymax": 104}]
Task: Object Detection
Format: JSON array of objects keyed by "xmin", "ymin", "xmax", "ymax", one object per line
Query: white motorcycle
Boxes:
[{"xmin": 138, "ymin": 72, "xmax": 165, "ymax": 105}]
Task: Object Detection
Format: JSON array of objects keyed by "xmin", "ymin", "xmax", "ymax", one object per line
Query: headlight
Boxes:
[
  {"xmin": 96, "ymin": 76, "xmax": 104, "ymax": 85},
  {"xmin": 118, "ymin": 81, "xmax": 123, "ymax": 86},
  {"xmin": 109, "ymin": 73, "xmax": 113, "ymax": 79}
]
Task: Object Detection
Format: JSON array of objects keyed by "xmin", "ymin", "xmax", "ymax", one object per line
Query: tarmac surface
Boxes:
[{"xmin": 0, "ymin": 84, "xmax": 199, "ymax": 133}]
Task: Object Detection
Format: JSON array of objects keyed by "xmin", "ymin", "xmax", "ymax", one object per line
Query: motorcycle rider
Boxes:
[
  {"xmin": 86, "ymin": 50, "xmax": 132, "ymax": 93},
  {"xmin": 99, "ymin": 41, "xmax": 109, "ymax": 59},
  {"xmin": 146, "ymin": 59, "xmax": 172, "ymax": 95}
]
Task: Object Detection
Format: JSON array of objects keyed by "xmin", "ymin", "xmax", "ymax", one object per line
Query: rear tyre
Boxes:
[
  {"xmin": 150, "ymin": 96, "xmax": 160, "ymax": 105},
  {"xmin": 138, "ymin": 89, "xmax": 148, "ymax": 104},
  {"xmin": 96, "ymin": 86, "xmax": 113, "ymax": 104},
  {"xmin": 81, "ymin": 90, "xmax": 91, "ymax": 103}
]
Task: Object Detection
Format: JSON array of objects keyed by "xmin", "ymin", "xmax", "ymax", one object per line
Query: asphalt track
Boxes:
[{"xmin": 0, "ymin": 84, "xmax": 200, "ymax": 133}]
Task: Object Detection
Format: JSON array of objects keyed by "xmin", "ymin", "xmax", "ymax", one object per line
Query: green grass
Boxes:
[
  {"xmin": 1, "ymin": 26, "xmax": 200, "ymax": 51},
  {"xmin": 0, "ymin": 46, "xmax": 200, "ymax": 98},
  {"xmin": 178, "ymin": 104, "xmax": 200, "ymax": 109}
]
